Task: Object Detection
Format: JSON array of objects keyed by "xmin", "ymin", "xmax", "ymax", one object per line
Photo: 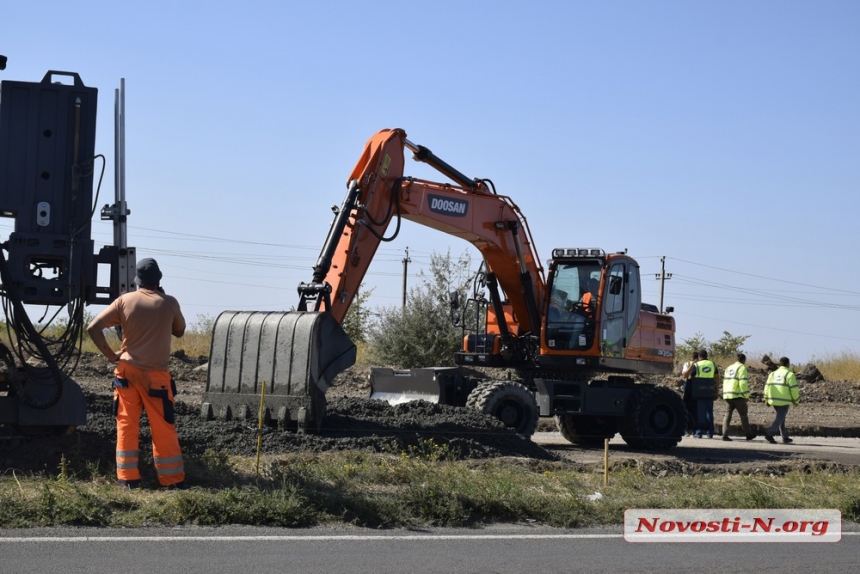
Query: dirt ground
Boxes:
[{"xmin": 1, "ymin": 352, "xmax": 858, "ymax": 478}]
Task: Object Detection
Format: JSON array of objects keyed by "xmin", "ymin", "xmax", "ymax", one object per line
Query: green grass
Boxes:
[{"xmin": 2, "ymin": 451, "xmax": 858, "ymax": 529}]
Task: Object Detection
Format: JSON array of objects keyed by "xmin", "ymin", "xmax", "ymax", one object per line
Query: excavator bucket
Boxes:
[
  {"xmin": 201, "ymin": 311, "xmax": 356, "ymax": 431},
  {"xmin": 369, "ymin": 367, "xmax": 472, "ymax": 407}
]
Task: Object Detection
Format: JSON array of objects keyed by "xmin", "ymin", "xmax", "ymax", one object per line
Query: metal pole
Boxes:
[
  {"xmin": 401, "ymin": 247, "xmax": 411, "ymax": 309},
  {"xmin": 654, "ymin": 256, "xmax": 672, "ymax": 313},
  {"xmin": 114, "ymin": 79, "xmax": 134, "ymax": 296},
  {"xmin": 113, "ymin": 80, "xmax": 128, "ymax": 249}
]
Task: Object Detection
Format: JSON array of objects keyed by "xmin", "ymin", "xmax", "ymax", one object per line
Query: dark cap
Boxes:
[{"xmin": 134, "ymin": 258, "xmax": 162, "ymax": 287}]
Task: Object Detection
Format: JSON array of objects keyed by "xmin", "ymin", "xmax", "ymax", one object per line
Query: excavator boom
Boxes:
[{"xmin": 300, "ymin": 129, "xmax": 545, "ymax": 334}]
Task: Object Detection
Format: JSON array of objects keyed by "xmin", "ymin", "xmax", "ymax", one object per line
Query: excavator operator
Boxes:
[{"xmin": 581, "ymin": 277, "xmax": 599, "ymax": 312}]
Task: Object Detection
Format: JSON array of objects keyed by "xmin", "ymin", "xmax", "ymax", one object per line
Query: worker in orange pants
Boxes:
[
  {"xmin": 114, "ymin": 362, "xmax": 185, "ymax": 487},
  {"xmin": 88, "ymin": 258, "xmax": 187, "ymax": 489}
]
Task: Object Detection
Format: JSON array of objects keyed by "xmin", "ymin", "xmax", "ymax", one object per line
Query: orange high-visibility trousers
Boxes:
[{"xmin": 113, "ymin": 361, "xmax": 185, "ymax": 487}]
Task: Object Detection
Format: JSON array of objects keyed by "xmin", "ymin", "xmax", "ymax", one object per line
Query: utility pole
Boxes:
[
  {"xmin": 401, "ymin": 247, "xmax": 411, "ymax": 309},
  {"xmin": 654, "ymin": 256, "xmax": 672, "ymax": 313}
]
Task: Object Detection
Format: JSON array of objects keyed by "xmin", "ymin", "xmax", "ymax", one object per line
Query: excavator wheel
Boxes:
[
  {"xmin": 554, "ymin": 414, "xmax": 617, "ymax": 447},
  {"xmin": 618, "ymin": 386, "xmax": 687, "ymax": 450},
  {"xmin": 466, "ymin": 380, "xmax": 539, "ymax": 437}
]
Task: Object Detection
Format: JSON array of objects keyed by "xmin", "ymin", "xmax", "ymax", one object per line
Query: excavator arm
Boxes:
[
  {"xmin": 300, "ymin": 128, "xmax": 546, "ymax": 337},
  {"xmin": 203, "ymin": 129, "xmax": 546, "ymax": 430}
]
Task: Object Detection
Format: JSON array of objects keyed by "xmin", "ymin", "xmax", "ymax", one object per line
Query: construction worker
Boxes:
[
  {"xmin": 680, "ymin": 351, "xmax": 699, "ymax": 435},
  {"xmin": 87, "ymin": 258, "xmax": 187, "ymax": 489},
  {"xmin": 683, "ymin": 349, "xmax": 718, "ymax": 438},
  {"xmin": 763, "ymin": 356, "xmax": 800, "ymax": 444},
  {"xmin": 721, "ymin": 353, "xmax": 756, "ymax": 441}
]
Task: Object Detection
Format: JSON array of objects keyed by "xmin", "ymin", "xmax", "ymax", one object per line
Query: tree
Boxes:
[
  {"xmin": 342, "ymin": 285, "xmax": 374, "ymax": 343},
  {"xmin": 711, "ymin": 331, "xmax": 750, "ymax": 361},
  {"xmin": 191, "ymin": 313, "xmax": 216, "ymax": 334},
  {"xmin": 367, "ymin": 250, "xmax": 473, "ymax": 368},
  {"xmin": 677, "ymin": 332, "xmax": 708, "ymax": 360},
  {"xmin": 676, "ymin": 330, "xmax": 750, "ymax": 364}
]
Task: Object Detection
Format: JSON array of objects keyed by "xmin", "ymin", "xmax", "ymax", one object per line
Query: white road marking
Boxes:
[{"xmin": 0, "ymin": 532, "xmax": 857, "ymax": 542}]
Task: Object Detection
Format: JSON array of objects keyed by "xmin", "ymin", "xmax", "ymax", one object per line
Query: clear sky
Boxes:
[{"xmin": 2, "ymin": 1, "xmax": 859, "ymax": 365}]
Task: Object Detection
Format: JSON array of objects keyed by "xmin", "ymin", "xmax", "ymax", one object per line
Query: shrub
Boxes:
[{"xmin": 367, "ymin": 250, "xmax": 473, "ymax": 368}]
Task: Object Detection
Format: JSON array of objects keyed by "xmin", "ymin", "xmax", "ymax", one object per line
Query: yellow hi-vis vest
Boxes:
[
  {"xmin": 722, "ymin": 361, "xmax": 750, "ymax": 400},
  {"xmin": 764, "ymin": 366, "xmax": 800, "ymax": 407}
]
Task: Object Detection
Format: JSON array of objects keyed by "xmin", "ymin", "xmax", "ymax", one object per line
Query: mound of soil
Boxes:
[{"xmin": 0, "ymin": 353, "xmax": 553, "ymax": 476}]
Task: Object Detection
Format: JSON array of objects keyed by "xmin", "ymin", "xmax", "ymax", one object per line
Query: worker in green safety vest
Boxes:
[
  {"xmin": 720, "ymin": 353, "xmax": 756, "ymax": 442},
  {"xmin": 683, "ymin": 349, "xmax": 719, "ymax": 439},
  {"xmin": 763, "ymin": 356, "xmax": 800, "ymax": 444}
]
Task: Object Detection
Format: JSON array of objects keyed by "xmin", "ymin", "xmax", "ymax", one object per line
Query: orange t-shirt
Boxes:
[{"xmin": 94, "ymin": 289, "xmax": 185, "ymax": 371}]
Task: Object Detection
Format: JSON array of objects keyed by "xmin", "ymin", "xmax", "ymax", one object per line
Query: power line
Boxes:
[
  {"xmin": 680, "ymin": 311, "xmax": 860, "ymax": 344},
  {"xmin": 10, "ymin": 216, "xmax": 851, "ymax": 317},
  {"xmin": 669, "ymin": 256, "xmax": 860, "ymax": 296}
]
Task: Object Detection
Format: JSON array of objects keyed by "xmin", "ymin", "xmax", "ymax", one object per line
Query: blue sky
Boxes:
[{"xmin": 3, "ymin": 1, "xmax": 859, "ymax": 364}]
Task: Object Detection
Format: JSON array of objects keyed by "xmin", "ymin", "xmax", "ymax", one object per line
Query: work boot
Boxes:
[
  {"xmin": 117, "ymin": 479, "xmax": 141, "ymax": 489},
  {"xmin": 163, "ymin": 481, "xmax": 188, "ymax": 491},
  {"xmin": 745, "ymin": 434, "xmax": 757, "ymax": 441},
  {"xmin": 722, "ymin": 435, "xmax": 732, "ymax": 441},
  {"xmin": 782, "ymin": 437, "xmax": 794, "ymax": 444},
  {"xmin": 764, "ymin": 433, "xmax": 776, "ymax": 444}
]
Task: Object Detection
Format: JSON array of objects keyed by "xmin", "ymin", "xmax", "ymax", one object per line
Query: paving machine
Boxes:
[
  {"xmin": 0, "ymin": 57, "xmax": 134, "ymax": 433},
  {"xmin": 203, "ymin": 128, "xmax": 686, "ymax": 449}
]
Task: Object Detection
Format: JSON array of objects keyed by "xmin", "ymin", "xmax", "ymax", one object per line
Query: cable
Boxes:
[
  {"xmin": 0, "ymin": 247, "xmax": 68, "ymax": 409},
  {"xmin": 361, "ymin": 179, "xmax": 403, "ymax": 243}
]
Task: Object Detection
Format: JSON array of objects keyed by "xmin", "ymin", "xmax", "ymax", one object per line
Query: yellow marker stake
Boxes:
[
  {"xmin": 255, "ymin": 381, "xmax": 267, "ymax": 477},
  {"xmin": 603, "ymin": 438, "xmax": 609, "ymax": 487}
]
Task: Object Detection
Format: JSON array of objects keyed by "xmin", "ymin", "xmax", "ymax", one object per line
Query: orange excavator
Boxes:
[{"xmin": 203, "ymin": 129, "xmax": 686, "ymax": 449}]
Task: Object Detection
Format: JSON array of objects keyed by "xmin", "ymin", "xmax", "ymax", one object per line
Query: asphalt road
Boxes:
[
  {"xmin": 533, "ymin": 432, "xmax": 860, "ymax": 467},
  {"xmin": 1, "ymin": 525, "xmax": 858, "ymax": 573}
]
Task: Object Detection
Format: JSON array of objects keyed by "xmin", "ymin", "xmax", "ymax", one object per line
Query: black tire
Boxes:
[
  {"xmin": 619, "ymin": 386, "xmax": 687, "ymax": 450},
  {"xmin": 467, "ymin": 380, "xmax": 539, "ymax": 436},
  {"xmin": 555, "ymin": 414, "xmax": 617, "ymax": 447}
]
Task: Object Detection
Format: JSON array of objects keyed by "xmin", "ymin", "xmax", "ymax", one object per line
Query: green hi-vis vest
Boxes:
[
  {"xmin": 694, "ymin": 360, "xmax": 716, "ymax": 378},
  {"xmin": 690, "ymin": 359, "xmax": 718, "ymax": 399},
  {"xmin": 722, "ymin": 361, "xmax": 750, "ymax": 400},
  {"xmin": 764, "ymin": 366, "xmax": 800, "ymax": 407}
]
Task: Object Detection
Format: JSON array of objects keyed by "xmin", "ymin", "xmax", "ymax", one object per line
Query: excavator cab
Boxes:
[
  {"xmin": 451, "ymin": 247, "xmax": 671, "ymax": 375},
  {"xmin": 544, "ymin": 255, "xmax": 602, "ymax": 352},
  {"xmin": 541, "ymin": 248, "xmax": 646, "ymax": 362}
]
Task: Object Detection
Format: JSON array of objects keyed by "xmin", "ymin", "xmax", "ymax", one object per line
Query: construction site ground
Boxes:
[{"xmin": 1, "ymin": 352, "xmax": 858, "ymax": 478}]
